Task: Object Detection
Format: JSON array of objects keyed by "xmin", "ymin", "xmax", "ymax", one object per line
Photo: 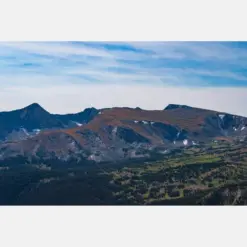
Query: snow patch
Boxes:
[
  {"xmin": 151, "ymin": 121, "xmax": 155, "ymax": 125},
  {"xmin": 99, "ymin": 111, "xmax": 102, "ymax": 115},
  {"xmin": 72, "ymin": 121, "xmax": 83, "ymax": 127},
  {"xmin": 219, "ymin": 114, "xmax": 225, "ymax": 120},
  {"xmin": 192, "ymin": 141, "xmax": 197, "ymax": 145},
  {"xmin": 183, "ymin": 139, "xmax": 188, "ymax": 146},
  {"xmin": 20, "ymin": 128, "xmax": 30, "ymax": 136},
  {"xmin": 241, "ymin": 126, "xmax": 246, "ymax": 131},
  {"xmin": 233, "ymin": 127, "xmax": 237, "ymax": 131},
  {"xmin": 134, "ymin": 120, "xmax": 150, "ymax": 124},
  {"xmin": 173, "ymin": 141, "xmax": 176, "ymax": 144},
  {"xmin": 176, "ymin": 131, "xmax": 180, "ymax": 138},
  {"xmin": 33, "ymin": 129, "xmax": 41, "ymax": 133}
]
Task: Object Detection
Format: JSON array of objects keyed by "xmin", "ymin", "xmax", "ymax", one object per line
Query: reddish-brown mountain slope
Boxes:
[{"xmin": 1, "ymin": 105, "xmax": 247, "ymax": 163}]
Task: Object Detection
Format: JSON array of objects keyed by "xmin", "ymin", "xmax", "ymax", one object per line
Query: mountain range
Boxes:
[{"xmin": 0, "ymin": 103, "xmax": 247, "ymax": 164}]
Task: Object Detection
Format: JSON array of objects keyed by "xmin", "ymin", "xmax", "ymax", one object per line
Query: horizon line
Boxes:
[{"xmin": 1, "ymin": 102, "xmax": 247, "ymax": 118}]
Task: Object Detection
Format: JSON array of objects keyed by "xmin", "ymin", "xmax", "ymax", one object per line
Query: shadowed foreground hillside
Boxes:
[{"xmin": 1, "ymin": 139, "xmax": 247, "ymax": 205}]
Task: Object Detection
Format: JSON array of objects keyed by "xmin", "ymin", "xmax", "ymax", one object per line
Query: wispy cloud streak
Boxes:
[
  {"xmin": 1, "ymin": 41, "xmax": 247, "ymax": 87},
  {"xmin": 0, "ymin": 41, "xmax": 247, "ymax": 113}
]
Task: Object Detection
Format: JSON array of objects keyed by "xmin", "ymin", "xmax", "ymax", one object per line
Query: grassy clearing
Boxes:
[{"xmin": 106, "ymin": 143, "xmax": 247, "ymax": 204}]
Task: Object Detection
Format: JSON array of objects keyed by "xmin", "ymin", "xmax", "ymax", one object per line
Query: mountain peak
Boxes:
[
  {"xmin": 20, "ymin": 103, "xmax": 51, "ymax": 117},
  {"xmin": 24, "ymin": 103, "xmax": 47, "ymax": 112},
  {"xmin": 26, "ymin": 102, "xmax": 42, "ymax": 108},
  {"xmin": 164, "ymin": 104, "xmax": 192, "ymax": 110}
]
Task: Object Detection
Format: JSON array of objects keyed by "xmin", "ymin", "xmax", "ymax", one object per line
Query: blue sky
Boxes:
[{"xmin": 1, "ymin": 42, "xmax": 247, "ymax": 115}]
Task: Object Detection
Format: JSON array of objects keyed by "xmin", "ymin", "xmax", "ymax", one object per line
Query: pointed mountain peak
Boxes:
[
  {"xmin": 164, "ymin": 104, "xmax": 192, "ymax": 110},
  {"xmin": 26, "ymin": 103, "xmax": 42, "ymax": 109},
  {"xmin": 23, "ymin": 103, "xmax": 49, "ymax": 114}
]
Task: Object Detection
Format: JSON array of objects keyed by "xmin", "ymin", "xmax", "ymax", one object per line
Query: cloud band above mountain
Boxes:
[{"xmin": 1, "ymin": 42, "xmax": 247, "ymax": 115}]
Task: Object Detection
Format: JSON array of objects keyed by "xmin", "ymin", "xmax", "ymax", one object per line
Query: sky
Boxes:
[{"xmin": 1, "ymin": 41, "xmax": 247, "ymax": 115}]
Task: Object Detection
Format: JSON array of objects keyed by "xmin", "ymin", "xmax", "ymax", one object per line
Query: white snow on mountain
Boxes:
[
  {"xmin": 219, "ymin": 114, "xmax": 225, "ymax": 120},
  {"xmin": 183, "ymin": 139, "xmax": 188, "ymax": 146},
  {"xmin": 33, "ymin": 129, "xmax": 41, "ymax": 133},
  {"xmin": 20, "ymin": 128, "xmax": 30, "ymax": 136},
  {"xmin": 72, "ymin": 121, "xmax": 83, "ymax": 127}
]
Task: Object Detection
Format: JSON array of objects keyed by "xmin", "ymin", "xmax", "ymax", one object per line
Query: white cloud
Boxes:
[
  {"xmin": 127, "ymin": 42, "xmax": 247, "ymax": 63},
  {"xmin": 0, "ymin": 42, "xmax": 113, "ymax": 58},
  {"xmin": 152, "ymin": 68, "xmax": 247, "ymax": 81},
  {"xmin": 1, "ymin": 42, "xmax": 247, "ymax": 89},
  {"xmin": 0, "ymin": 42, "xmax": 247, "ymax": 116},
  {"xmin": 66, "ymin": 68, "xmax": 175, "ymax": 84},
  {"xmin": 0, "ymin": 42, "xmax": 154, "ymax": 61}
]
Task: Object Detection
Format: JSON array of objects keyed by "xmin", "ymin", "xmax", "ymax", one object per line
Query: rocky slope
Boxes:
[
  {"xmin": 0, "ymin": 103, "xmax": 99, "ymax": 142},
  {"xmin": 0, "ymin": 104, "xmax": 247, "ymax": 164}
]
